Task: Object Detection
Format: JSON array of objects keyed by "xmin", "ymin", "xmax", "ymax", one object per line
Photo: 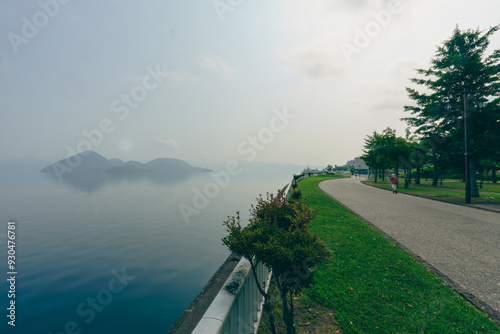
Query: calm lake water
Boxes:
[{"xmin": 0, "ymin": 163, "xmax": 299, "ymax": 334}]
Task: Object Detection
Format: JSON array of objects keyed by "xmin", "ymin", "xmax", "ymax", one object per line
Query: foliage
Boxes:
[
  {"xmin": 222, "ymin": 192, "xmax": 329, "ymax": 334},
  {"xmin": 360, "ymin": 131, "xmax": 384, "ymax": 182},
  {"xmin": 403, "ymin": 25, "xmax": 500, "ymax": 191},
  {"xmin": 291, "ymin": 188, "xmax": 302, "ymax": 200},
  {"xmin": 361, "ymin": 127, "xmax": 416, "ymax": 184}
]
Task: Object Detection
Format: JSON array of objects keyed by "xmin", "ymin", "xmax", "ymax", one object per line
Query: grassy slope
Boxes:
[{"xmin": 298, "ymin": 175, "xmax": 499, "ymax": 333}]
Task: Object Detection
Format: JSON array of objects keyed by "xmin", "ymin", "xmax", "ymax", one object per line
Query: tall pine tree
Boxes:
[{"xmin": 403, "ymin": 25, "xmax": 500, "ymax": 194}]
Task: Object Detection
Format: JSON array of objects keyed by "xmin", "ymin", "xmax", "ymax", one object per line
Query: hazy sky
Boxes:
[{"xmin": 1, "ymin": 0, "xmax": 499, "ymax": 167}]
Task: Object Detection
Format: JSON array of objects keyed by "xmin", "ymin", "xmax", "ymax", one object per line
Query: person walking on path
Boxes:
[{"xmin": 390, "ymin": 174, "xmax": 399, "ymax": 194}]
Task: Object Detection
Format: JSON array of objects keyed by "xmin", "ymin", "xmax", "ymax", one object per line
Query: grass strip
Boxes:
[
  {"xmin": 364, "ymin": 180, "xmax": 500, "ymax": 205},
  {"xmin": 297, "ymin": 175, "xmax": 500, "ymax": 333},
  {"xmin": 416, "ymin": 180, "xmax": 500, "ymax": 193}
]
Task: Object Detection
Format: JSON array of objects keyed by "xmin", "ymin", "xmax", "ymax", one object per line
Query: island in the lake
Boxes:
[{"xmin": 40, "ymin": 151, "xmax": 212, "ymax": 191}]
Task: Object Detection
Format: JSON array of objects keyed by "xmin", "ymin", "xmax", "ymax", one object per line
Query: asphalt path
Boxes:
[{"xmin": 318, "ymin": 177, "xmax": 500, "ymax": 319}]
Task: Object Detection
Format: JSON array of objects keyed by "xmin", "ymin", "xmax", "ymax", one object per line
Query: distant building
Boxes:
[
  {"xmin": 302, "ymin": 167, "xmax": 322, "ymax": 175},
  {"xmin": 346, "ymin": 157, "xmax": 369, "ymax": 174},
  {"xmin": 345, "ymin": 159, "xmax": 355, "ymax": 167}
]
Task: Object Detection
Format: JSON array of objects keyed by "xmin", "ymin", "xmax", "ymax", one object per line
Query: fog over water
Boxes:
[{"xmin": 0, "ymin": 160, "xmax": 301, "ymax": 333}]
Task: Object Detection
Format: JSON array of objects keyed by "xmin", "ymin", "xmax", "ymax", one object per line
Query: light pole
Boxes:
[{"xmin": 445, "ymin": 89, "xmax": 487, "ymax": 204}]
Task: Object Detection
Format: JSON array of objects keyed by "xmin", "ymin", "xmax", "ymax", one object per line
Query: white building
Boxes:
[
  {"xmin": 346, "ymin": 157, "xmax": 369, "ymax": 174},
  {"xmin": 302, "ymin": 167, "xmax": 322, "ymax": 175}
]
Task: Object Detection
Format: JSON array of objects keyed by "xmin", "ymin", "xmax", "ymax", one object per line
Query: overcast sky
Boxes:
[{"xmin": 1, "ymin": 0, "xmax": 499, "ymax": 167}]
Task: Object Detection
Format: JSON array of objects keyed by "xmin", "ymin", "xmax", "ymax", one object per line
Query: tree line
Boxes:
[{"xmin": 361, "ymin": 25, "xmax": 500, "ymax": 196}]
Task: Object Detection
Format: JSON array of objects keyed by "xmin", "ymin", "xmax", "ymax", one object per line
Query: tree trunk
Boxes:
[
  {"xmin": 493, "ymin": 169, "xmax": 497, "ymax": 183},
  {"xmin": 374, "ymin": 170, "xmax": 378, "ymax": 183},
  {"xmin": 432, "ymin": 155, "xmax": 439, "ymax": 187},
  {"xmin": 288, "ymin": 290, "xmax": 295, "ymax": 334},
  {"xmin": 405, "ymin": 168, "xmax": 411, "ymax": 188},
  {"xmin": 263, "ymin": 298, "xmax": 277, "ymax": 334},
  {"xmin": 250, "ymin": 260, "xmax": 277, "ymax": 334},
  {"xmin": 275, "ymin": 276, "xmax": 295, "ymax": 334}
]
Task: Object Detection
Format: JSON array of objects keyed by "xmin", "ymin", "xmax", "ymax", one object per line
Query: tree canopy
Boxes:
[{"xmin": 402, "ymin": 25, "xmax": 500, "ymax": 189}]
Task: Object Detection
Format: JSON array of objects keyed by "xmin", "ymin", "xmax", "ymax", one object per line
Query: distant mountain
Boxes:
[
  {"xmin": 41, "ymin": 151, "xmax": 211, "ymax": 178},
  {"xmin": 40, "ymin": 151, "xmax": 123, "ymax": 174}
]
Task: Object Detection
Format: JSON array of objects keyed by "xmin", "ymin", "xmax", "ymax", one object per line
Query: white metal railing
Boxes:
[
  {"xmin": 191, "ymin": 179, "xmax": 299, "ymax": 333},
  {"xmin": 192, "ymin": 258, "xmax": 271, "ymax": 334}
]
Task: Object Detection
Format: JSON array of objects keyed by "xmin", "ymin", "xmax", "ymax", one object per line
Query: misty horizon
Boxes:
[{"xmin": 3, "ymin": 2, "xmax": 499, "ymax": 167}]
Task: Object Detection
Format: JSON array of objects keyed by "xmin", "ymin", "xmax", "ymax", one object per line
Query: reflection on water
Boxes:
[
  {"xmin": 42, "ymin": 169, "xmax": 202, "ymax": 193},
  {"xmin": 0, "ymin": 164, "xmax": 299, "ymax": 334}
]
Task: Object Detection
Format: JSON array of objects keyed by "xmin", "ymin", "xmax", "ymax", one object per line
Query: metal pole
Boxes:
[{"xmin": 464, "ymin": 89, "xmax": 471, "ymax": 204}]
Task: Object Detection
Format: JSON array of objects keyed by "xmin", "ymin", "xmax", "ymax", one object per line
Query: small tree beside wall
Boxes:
[{"xmin": 222, "ymin": 191, "xmax": 329, "ymax": 334}]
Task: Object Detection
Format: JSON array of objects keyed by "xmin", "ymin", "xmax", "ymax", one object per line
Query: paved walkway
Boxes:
[{"xmin": 319, "ymin": 177, "xmax": 500, "ymax": 319}]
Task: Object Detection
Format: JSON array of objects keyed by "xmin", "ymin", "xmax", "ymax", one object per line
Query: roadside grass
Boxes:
[
  {"xmin": 409, "ymin": 179, "xmax": 500, "ymax": 193},
  {"xmin": 293, "ymin": 175, "xmax": 500, "ymax": 333},
  {"xmin": 364, "ymin": 180, "xmax": 500, "ymax": 205}
]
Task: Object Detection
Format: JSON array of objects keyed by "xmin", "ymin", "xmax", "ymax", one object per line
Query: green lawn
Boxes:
[
  {"xmin": 292, "ymin": 175, "xmax": 500, "ymax": 333},
  {"xmin": 364, "ymin": 180, "xmax": 500, "ymax": 205},
  {"xmin": 410, "ymin": 179, "xmax": 500, "ymax": 193}
]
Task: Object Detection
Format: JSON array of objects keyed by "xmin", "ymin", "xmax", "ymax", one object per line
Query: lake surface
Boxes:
[{"xmin": 0, "ymin": 163, "xmax": 299, "ymax": 334}]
